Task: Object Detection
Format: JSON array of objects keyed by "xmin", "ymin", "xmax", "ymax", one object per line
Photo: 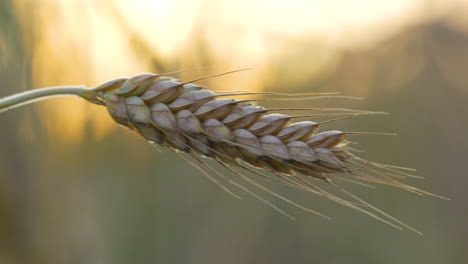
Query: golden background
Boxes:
[{"xmin": 1, "ymin": 0, "xmax": 467, "ymax": 263}]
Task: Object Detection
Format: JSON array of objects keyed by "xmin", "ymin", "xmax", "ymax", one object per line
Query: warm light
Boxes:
[{"xmin": 15, "ymin": 0, "xmax": 467, "ymax": 143}]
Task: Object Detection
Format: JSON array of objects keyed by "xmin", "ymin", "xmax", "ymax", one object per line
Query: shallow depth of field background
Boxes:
[{"xmin": 1, "ymin": 0, "xmax": 467, "ymax": 263}]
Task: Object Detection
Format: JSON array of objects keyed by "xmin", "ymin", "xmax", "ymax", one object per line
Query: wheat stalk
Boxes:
[{"xmin": 0, "ymin": 70, "xmax": 448, "ymax": 234}]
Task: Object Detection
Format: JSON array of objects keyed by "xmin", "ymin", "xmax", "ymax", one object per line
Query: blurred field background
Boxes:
[{"xmin": 1, "ymin": 0, "xmax": 468, "ymax": 263}]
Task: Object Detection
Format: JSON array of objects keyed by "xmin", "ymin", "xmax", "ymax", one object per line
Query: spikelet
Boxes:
[{"xmin": 90, "ymin": 71, "xmax": 448, "ymax": 234}]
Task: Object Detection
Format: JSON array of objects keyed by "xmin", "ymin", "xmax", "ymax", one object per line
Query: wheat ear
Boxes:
[{"xmin": 0, "ymin": 71, "xmax": 449, "ymax": 234}]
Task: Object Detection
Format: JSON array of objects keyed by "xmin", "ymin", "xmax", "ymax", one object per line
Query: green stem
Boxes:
[{"xmin": 0, "ymin": 86, "xmax": 101, "ymax": 113}]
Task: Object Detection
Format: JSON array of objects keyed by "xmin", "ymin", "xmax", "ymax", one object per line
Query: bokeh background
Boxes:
[{"xmin": 1, "ymin": 0, "xmax": 467, "ymax": 263}]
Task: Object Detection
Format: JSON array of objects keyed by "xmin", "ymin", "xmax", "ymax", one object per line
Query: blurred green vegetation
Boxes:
[{"xmin": 1, "ymin": 0, "xmax": 467, "ymax": 264}]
